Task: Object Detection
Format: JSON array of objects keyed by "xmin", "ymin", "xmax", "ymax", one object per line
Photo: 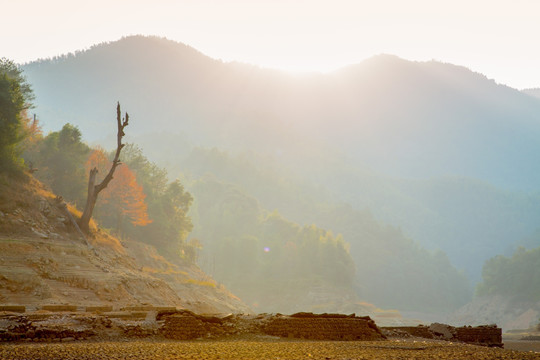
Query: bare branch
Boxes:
[{"xmin": 78, "ymin": 102, "xmax": 129, "ymax": 233}]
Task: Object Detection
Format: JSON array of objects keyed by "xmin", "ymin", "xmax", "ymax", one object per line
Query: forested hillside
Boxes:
[
  {"xmin": 183, "ymin": 148, "xmax": 471, "ymax": 312},
  {"xmin": 179, "ymin": 146, "xmax": 540, "ymax": 281},
  {"xmin": 190, "ymin": 176, "xmax": 356, "ymax": 312},
  {"xmin": 0, "ymin": 58, "xmax": 249, "ymax": 314},
  {"xmin": 2, "ymin": 54, "xmax": 389, "ymax": 315},
  {"xmin": 450, "ymin": 245, "xmax": 540, "ymax": 330},
  {"xmin": 23, "ymin": 123, "xmax": 196, "ymax": 262},
  {"xmin": 477, "ymin": 246, "xmax": 540, "ymax": 301},
  {"xmin": 20, "ymin": 36, "xmax": 540, "ymax": 316},
  {"xmin": 21, "ymin": 120, "xmax": 380, "ymax": 314}
]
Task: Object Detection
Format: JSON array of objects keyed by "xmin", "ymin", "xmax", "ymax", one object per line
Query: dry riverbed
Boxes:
[{"xmin": 1, "ymin": 338, "xmax": 539, "ymax": 360}]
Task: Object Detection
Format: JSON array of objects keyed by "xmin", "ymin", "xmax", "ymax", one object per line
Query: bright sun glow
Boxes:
[
  {"xmin": 2, "ymin": 0, "xmax": 540, "ymax": 88},
  {"xmin": 242, "ymin": 59, "xmax": 350, "ymax": 74}
]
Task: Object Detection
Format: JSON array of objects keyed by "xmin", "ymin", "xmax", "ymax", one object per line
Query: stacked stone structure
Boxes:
[
  {"xmin": 160, "ymin": 311, "xmax": 233, "ymax": 340},
  {"xmin": 161, "ymin": 314, "xmax": 208, "ymax": 340},
  {"xmin": 263, "ymin": 313, "xmax": 386, "ymax": 341},
  {"xmin": 0, "ymin": 306, "xmax": 503, "ymax": 347},
  {"xmin": 382, "ymin": 324, "xmax": 503, "ymax": 347},
  {"xmin": 455, "ymin": 325, "xmax": 502, "ymax": 347}
]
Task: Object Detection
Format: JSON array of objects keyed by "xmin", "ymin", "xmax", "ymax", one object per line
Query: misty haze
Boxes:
[{"xmin": 2, "ymin": 21, "xmax": 540, "ymax": 359}]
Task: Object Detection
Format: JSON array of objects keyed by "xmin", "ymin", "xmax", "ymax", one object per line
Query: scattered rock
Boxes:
[
  {"xmin": 429, "ymin": 322, "xmax": 455, "ymax": 340},
  {"xmin": 382, "ymin": 323, "xmax": 503, "ymax": 347}
]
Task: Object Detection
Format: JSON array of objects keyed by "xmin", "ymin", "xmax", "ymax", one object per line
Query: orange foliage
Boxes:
[
  {"xmin": 22, "ymin": 111, "xmax": 43, "ymax": 146},
  {"xmin": 102, "ymin": 165, "xmax": 152, "ymax": 226},
  {"xmin": 85, "ymin": 148, "xmax": 109, "ymax": 182},
  {"xmin": 85, "ymin": 148, "xmax": 151, "ymax": 227}
]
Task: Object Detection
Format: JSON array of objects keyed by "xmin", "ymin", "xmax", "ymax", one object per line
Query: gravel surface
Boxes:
[{"xmin": 1, "ymin": 339, "xmax": 539, "ymax": 359}]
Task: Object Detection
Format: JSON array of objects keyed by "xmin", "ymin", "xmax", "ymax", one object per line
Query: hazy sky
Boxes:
[{"xmin": 2, "ymin": 0, "xmax": 540, "ymax": 89}]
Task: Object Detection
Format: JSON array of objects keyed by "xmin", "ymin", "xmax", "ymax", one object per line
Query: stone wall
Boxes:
[
  {"xmin": 160, "ymin": 312, "xmax": 387, "ymax": 341},
  {"xmin": 382, "ymin": 324, "xmax": 503, "ymax": 347},
  {"xmin": 455, "ymin": 325, "xmax": 502, "ymax": 347},
  {"xmin": 161, "ymin": 315, "xmax": 208, "ymax": 340},
  {"xmin": 263, "ymin": 314, "xmax": 386, "ymax": 341},
  {"xmin": 160, "ymin": 311, "xmax": 234, "ymax": 340}
]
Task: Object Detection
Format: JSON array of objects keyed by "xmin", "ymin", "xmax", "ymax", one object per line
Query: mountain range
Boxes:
[
  {"xmin": 21, "ymin": 36, "xmax": 540, "ymax": 311},
  {"xmin": 24, "ymin": 36, "xmax": 540, "ymax": 190}
]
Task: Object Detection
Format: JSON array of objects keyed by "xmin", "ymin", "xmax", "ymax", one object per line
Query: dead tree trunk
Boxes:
[{"xmin": 78, "ymin": 102, "xmax": 129, "ymax": 233}]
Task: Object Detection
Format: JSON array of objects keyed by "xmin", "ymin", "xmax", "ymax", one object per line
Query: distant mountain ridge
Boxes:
[{"xmin": 24, "ymin": 36, "xmax": 540, "ymax": 191}]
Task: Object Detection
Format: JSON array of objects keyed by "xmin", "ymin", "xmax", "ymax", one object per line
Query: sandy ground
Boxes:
[{"xmin": 1, "ymin": 338, "xmax": 539, "ymax": 360}]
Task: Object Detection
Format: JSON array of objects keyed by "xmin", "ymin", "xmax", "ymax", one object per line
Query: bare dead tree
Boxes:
[{"xmin": 78, "ymin": 102, "xmax": 129, "ymax": 233}]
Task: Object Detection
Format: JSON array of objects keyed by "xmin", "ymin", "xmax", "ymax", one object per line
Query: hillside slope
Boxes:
[{"xmin": 0, "ymin": 174, "xmax": 250, "ymax": 314}]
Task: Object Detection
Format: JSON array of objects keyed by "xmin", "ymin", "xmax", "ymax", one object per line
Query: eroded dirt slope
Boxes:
[{"xmin": 0, "ymin": 174, "xmax": 250, "ymax": 314}]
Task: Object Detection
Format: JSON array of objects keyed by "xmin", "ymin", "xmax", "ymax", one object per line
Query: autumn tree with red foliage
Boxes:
[
  {"xmin": 85, "ymin": 147, "xmax": 151, "ymax": 236},
  {"xmin": 85, "ymin": 147, "xmax": 109, "ymax": 177},
  {"xmin": 101, "ymin": 165, "xmax": 151, "ymax": 231}
]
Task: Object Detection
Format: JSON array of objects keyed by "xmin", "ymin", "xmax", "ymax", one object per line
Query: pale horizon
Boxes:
[{"xmin": 2, "ymin": 0, "xmax": 540, "ymax": 90}]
